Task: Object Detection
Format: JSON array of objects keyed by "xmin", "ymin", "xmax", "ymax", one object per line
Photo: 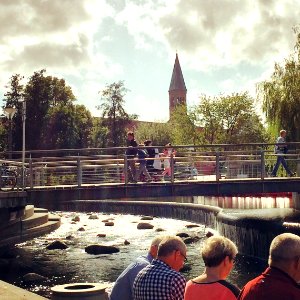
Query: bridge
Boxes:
[
  {"xmin": 1, "ymin": 143, "xmax": 300, "ymax": 299},
  {"xmin": 0, "ymin": 143, "xmax": 300, "ymax": 253},
  {"xmin": 0, "ymin": 142, "xmax": 299, "ymax": 205}
]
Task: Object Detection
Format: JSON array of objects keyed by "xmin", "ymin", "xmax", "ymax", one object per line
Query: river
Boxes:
[{"xmin": 2, "ymin": 210, "xmax": 269, "ymax": 298}]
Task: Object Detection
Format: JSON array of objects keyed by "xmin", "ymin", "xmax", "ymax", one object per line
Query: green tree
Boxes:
[
  {"xmin": 0, "ymin": 122, "xmax": 7, "ymax": 152},
  {"xmin": 90, "ymin": 118, "xmax": 109, "ymax": 148},
  {"xmin": 2, "ymin": 74, "xmax": 25, "ymax": 151},
  {"xmin": 197, "ymin": 93, "xmax": 268, "ymax": 144},
  {"xmin": 42, "ymin": 104, "xmax": 93, "ymax": 149},
  {"xmin": 196, "ymin": 95, "xmax": 225, "ymax": 144},
  {"xmin": 24, "ymin": 70, "xmax": 76, "ymax": 150},
  {"xmin": 135, "ymin": 121, "xmax": 172, "ymax": 146},
  {"xmin": 3, "ymin": 70, "xmax": 79, "ymax": 151},
  {"xmin": 169, "ymin": 104, "xmax": 201, "ymax": 145},
  {"xmin": 259, "ymin": 30, "xmax": 300, "ymax": 141},
  {"xmin": 97, "ymin": 81, "xmax": 136, "ymax": 147}
]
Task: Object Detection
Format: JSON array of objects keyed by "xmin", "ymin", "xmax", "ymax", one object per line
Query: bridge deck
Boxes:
[{"xmin": 26, "ymin": 176, "xmax": 300, "ymax": 202}]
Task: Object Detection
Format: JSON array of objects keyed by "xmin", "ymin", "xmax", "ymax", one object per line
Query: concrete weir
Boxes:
[{"xmin": 29, "ymin": 197, "xmax": 300, "ymax": 259}]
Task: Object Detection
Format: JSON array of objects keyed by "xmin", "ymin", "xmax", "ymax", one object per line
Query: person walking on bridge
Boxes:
[
  {"xmin": 126, "ymin": 131, "xmax": 138, "ymax": 182},
  {"xmin": 271, "ymin": 130, "xmax": 296, "ymax": 177}
]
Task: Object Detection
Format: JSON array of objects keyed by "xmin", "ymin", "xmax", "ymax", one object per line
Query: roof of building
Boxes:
[{"xmin": 169, "ymin": 53, "xmax": 187, "ymax": 92}]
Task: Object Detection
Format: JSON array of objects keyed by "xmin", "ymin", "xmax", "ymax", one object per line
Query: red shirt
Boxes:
[
  {"xmin": 184, "ymin": 279, "xmax": 240, "ymax": 300},
  {"xmin": 238, "ymin": 267, "xmax": 300, "ymax": 300}
]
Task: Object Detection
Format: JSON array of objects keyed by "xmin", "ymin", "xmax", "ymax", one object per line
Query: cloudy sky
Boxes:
[{"xmin": 1, "ymin": 0, "xmax": 299, "ymax": 121}]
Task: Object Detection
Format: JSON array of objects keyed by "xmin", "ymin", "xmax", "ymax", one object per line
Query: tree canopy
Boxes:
[
  {"xmin": 196, "ymin": 93, "xmax": 268, "ymax": 144},
  {"xmin": 135, "ymin": 121, "xmax": 172, "ymax": 146},
  {"xmin": 259, "ymin": 30, "xmax": 300, "ymax": 141},
  {"xmin": 97, "ymin": 81, "xmax": 137, "ymax": 147},
  {"xmin": 2, "ymin": 70, "xmax": 93, "ymax": 152}
]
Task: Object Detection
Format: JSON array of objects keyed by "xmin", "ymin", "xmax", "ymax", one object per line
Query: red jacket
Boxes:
[{"xmin": 238, "ymin": 267, "xmax": 300, "ymax": 300}]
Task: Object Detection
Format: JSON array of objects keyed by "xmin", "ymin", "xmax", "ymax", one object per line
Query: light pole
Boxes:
[
  {"xmin": 4, "ymin": 106, "xmax": 16, "ymax": 159},
  {"xmin": 18, "ymin": 97, "xmax": 26, "ymax": 190}
]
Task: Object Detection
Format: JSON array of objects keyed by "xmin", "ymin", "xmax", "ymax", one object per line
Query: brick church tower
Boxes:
[{"xmin": 168, "ymin": 53, "xmax": 187, "ymax": 118}]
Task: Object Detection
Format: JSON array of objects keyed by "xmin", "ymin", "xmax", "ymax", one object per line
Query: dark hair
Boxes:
[
  {"xmin": 144, "ymin": 140, "xmax": 152, "ymax": 146},
  {"xmin": 127, "ymin": 131, "xmax": 134, "ymax": 137}
]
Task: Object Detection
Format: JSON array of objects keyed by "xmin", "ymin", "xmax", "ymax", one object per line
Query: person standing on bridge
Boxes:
[
  {"xmin": 136, "ymin": 144, "xmax": 152, "ymax": 182},
  {"xmin": 270, "ymin": 130, "xmax": 296, "ymax": 177},
  {"xmin": 126, "ymin": 131, "xmax": 138, "ymax": 183}
]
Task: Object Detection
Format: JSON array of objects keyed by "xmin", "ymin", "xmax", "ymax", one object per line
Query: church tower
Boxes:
[{"xmin": 168, "ymin": 53, "xmax": 187, "ymax": 118}]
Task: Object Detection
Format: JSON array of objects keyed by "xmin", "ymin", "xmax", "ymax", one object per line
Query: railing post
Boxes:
[
  {"xmin": 261, "ymin": 150, "xmax": 265, "ymax": 180},
  {"xmin": 77, "ymin": 156, "xmax": 82, "ymax": 187},
  {"xmin": 170, "ymin": 153, "xmax": 175, "ymax": 183},
  {"xmin": 216, "ymin": 152, "xmax": 220, "ymax": 181},
  {"xmin": 124, "ymin": 155, "xmax": 128, "ymax": 184},
  {"xmin": 116, "ymin": 161, "xmax": 121, "ymax": 183},
  {"xmin": 41, "ymin": 163, "xmax": 45, "ymax": 186},
  {"xmin": 29, "ymin": 156, "xmax": 33, "ymax": 189}
]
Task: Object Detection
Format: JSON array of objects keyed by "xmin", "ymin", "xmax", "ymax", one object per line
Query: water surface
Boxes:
[{"xmin": 5, "ymin": 211, "xmax": 268, "ymax": 298}]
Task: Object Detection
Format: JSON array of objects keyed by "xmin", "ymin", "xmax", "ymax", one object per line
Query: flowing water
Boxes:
[
  {"xmin": 1, "ymin": 194, "xmax": 292, "ymax": 298},
  {"xmin": 1, "ymin": 211, "xmax": 266, "ymax": 298}
]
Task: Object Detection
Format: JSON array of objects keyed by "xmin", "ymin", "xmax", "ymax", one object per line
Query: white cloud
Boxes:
[
  {"xmin": 159, "ymin": 0, "xmax": 299, "ymax": 70},
  {"xmin": 1, "ymin": 0, "xmax": 300, "ymax": 122}
]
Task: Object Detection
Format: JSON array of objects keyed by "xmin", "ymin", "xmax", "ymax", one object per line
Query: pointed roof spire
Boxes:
[{"xmin": 169, "ymin": 53, "xmax": 187, "ymax": 92}]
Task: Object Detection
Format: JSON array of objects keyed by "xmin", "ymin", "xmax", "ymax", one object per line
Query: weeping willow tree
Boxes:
[{"xmin": 259, "ymin": 29, "xmax": 300, "ymax": 141}]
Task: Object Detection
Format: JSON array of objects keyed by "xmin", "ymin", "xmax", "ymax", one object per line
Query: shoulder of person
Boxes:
[{"xmin": 218, "ymin": 280, "xmax": 240, "ymax": 298}]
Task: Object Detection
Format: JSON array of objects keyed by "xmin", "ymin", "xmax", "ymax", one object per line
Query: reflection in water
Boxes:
[
  {"xmin": 194, "ymin": 194, "xmax": 293, "ymax": 209},
  {"xmin": 2, "ymin": 212, "xmax": 267, "ymax": 298}
]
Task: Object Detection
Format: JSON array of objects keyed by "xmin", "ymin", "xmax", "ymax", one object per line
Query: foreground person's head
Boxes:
[
  {"xmin": 202, "ymin": 236, "xmax": 238, "ymax": 279},
  {"xmin": 157, "ymin": 236, "xmax": 187, "ymax": 271},
  {"xmin": 268, "ymin": 233, "xmax": 300, "ymax": 282}
]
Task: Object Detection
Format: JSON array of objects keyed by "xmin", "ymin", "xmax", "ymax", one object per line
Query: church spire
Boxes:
[{"xmin": 168, "ymin": 53, "xmax": 187, "ymax": 118}]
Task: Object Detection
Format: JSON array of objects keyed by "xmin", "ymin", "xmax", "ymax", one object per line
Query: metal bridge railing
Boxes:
[{"xmin": 0, "ymin": 143, "xmax": 299, "ymax": 190}]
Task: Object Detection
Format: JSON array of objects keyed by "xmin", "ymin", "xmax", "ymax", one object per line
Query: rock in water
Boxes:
[
  {"xmin": 105, "ymin": 222, "xmax": 114, "ymax": 226},
  {"xmin": 23, "ymin": 273, "xmax": 47, "ymax": 283},
  {"xmin": 185, "ymin": 224, "xmax": 200, "ymax": 228},
  {"xmin": 85, "ymin": 245, "xmax": 120, "ymax": 255},
  {"xmin": 137, "ymin": 222, "xmax": 154, "ymax": 230},
  {"xmin": 88, "ymin": 214, "xmax": 99, "ymax": 220},
  {"xmin": 46, "ymin": 240, "xmax": 68, "ymax": 250},
  {"xmin": 140, "ymin": 216, "xmax": 153, "ymax": 220},
  {"xmin": 176, "ymin": 232, "xmax": 190, "ymax": 238}
]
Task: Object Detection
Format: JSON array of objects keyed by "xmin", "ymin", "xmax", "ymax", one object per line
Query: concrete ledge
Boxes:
[
  {"xmin": 22, "ymin": 212, "xmax": 49, "ymax": 230},
  {"xmin": 0, "ymin": 191, "xmax": 27, "ymax": 208},
  {"xmin": 0, "ymin": 220, "xmax": 61, "ymax": 247},
  {"xmin": 0, "ymin": 280, "xmax": 47, "ymax": 299}
]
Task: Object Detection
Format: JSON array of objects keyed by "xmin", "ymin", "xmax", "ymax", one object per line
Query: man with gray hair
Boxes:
[
  {"xmin": 238, "ymin": 233, "xmax": 300, "ymax": 299},
  {"xmin": 110, "ymin": 235, "xmax": 164, "ymax": 300},
  {"xmin": 133, "ymin": 236, "xmax": 187, "ymax": 300}
]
